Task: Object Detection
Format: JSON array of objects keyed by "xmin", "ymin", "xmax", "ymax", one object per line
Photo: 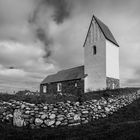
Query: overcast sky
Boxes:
[{"xmin": 0, "ymin": 0, "xmax": 140, "ymax": 93}]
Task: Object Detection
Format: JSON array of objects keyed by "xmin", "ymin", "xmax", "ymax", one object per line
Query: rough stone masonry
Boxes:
[{"xmin": 0, "ymin": 91, "xmax": 140, "ymax": 129}]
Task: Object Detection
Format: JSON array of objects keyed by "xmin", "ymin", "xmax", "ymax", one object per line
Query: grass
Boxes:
[
  {"xmin": 0, "ymin": 88, "xmax": 139, "ymax": 104},
  {"xmin": 1, "ymin": 90, "xmax": 140, "ymax": 140}
]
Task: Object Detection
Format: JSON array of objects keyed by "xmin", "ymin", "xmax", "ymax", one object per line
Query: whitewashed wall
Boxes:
[
  {"xmin": 106, "ymin": 40, "xmax": 119, "ymax": 79},
  {"xmin": 84, "ymin": 18, "xmax": 106, "ymax": 92}
]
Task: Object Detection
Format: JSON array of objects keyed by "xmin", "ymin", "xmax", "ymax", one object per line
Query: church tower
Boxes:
[{"xmin": 84, "ymin": 15, "xmax": 120, "ymax": 92}]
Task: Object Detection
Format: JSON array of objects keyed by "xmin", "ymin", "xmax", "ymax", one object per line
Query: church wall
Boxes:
[
  {"xmin": 106, "ymin": 40, "xmax": 119, "ymax": 79},
  {"xmin": 40, "ymin": 79, "xmax": 84, "ymax": 95},
  {"xmin": 84, "ymin": 18, "xmax": 106, "ymax": 92},
  {"xmin": 106, "ymin": 77, "xmax": 120, "ymax": 89}
]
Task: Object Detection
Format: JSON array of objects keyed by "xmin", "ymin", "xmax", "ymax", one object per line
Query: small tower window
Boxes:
[
  {"xmin": 93, "ymin": 45, "xmax": 97, "ymax": 55},
  {"xmin": 57, "ymin": 83, "xmax": 62, "ymax": 92}
]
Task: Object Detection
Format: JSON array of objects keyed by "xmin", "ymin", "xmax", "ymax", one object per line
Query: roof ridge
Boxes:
[
  {"xmin": 41, "ymin": 65, "xmax": 85, "ymax": 84},
  {"xmin": 58, "ymin": 65, "xmax": 84, "ymax": 73}
]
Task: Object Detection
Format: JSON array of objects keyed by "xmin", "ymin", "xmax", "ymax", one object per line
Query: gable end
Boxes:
[{"xmin": 83, "ymin": 15, "xmax": 119, "ymax": 47}]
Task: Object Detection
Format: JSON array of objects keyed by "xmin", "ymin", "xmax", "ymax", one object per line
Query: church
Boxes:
[{"xmin": 40, "ymin": 15, "xmax": 120, "ymax": 94}]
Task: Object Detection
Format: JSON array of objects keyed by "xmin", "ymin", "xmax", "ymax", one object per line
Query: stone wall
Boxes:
[
  {"xmin": 0, "ymin": 91, "xmax": 140, "ymax": 129},
  {"xmin": 106, "ymin": 77, "xmax": 120, "ymax": 89},
  {"xmin": 40, "ymin": 79, "xmax": 84, "ymax": 95}
]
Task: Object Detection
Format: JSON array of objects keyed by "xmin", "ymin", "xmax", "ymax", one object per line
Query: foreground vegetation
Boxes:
[
  {"xmin": 0, "ymin": 88, "xmax": 140, "ymax": 140},
  {"xmin": 0, "ymin": 88, "xmax": 139, "ymax": 104},
  {"xmin": 0, "ymin": 96, "xmax": 140, "ymax": 140}
]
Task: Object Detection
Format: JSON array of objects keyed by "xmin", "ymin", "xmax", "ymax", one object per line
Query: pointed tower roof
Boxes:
[{"xmin": 83, "ymin": 15, "xmax": 119, "ymax": 47}]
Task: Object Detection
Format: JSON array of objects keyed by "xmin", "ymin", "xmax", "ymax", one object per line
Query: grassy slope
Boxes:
[
  {"xmin": 0, "ymin": 88, "xmax": 139, "ymax": 104},
  {"xmin": 1, "ymin": 96, "xmax": 140, "ymax": 140}
]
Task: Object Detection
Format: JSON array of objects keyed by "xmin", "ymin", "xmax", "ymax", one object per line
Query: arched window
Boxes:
[{"xmin": 93, "ymin": 45, "xmax": 97, "ymax": 55}]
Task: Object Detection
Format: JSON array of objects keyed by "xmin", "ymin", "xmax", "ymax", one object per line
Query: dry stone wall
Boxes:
[{"xmin": 0, "ymin": 91, "xmax": 140, "ymax": 129}]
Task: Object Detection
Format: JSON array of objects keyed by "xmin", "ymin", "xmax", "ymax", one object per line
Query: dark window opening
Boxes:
[{"xmin": 93, "ymin": 46, "xmax": 97, "ymax": 55}]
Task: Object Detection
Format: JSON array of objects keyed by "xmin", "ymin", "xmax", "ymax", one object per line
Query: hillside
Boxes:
[
  {"xmin": 0, "ymin": 88, "xmax": 139, "ymax": 104},
  {"xmin": 1, "ymin": 98, "xmax": 140, "ymax": 140},
  {"xmin": 0, "ymin": 88, "xmax": 140, "ymax": 140}
]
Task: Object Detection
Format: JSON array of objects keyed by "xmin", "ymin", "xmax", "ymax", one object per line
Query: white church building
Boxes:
[{"xmin": 40, "ymin": 15, "xmax": 120, "ymax": 94}]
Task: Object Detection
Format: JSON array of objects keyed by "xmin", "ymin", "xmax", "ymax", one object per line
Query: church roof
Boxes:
[
  {"xmin": 41, "ymin": 66, "xmax": 86, "ymax": 84},
  {"xmin": 84, "ymin": 15, "xmax": 119, "ymax": 47}
]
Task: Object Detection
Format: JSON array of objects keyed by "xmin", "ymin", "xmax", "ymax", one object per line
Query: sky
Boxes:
[{"xmin": 0, "ymin": 0, "xmax": 140, "ymax": 93}]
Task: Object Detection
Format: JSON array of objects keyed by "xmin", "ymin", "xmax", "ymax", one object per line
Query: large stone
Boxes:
[
  {"xmin": 34, "ymin": 107, "xmax": 39, "ymax": 111},
  {"xmin": 38, "ymin": 112, "xmax": 44, "ymax": 115},
  {"xmin": 92, "ymin": 99, "xmax": 97, "ymax": 103},
  {"xmin": 98, "ymin": 105, "xmax": 102, "ymax": 110},
  {"xmin": 44, "ymin": 120, "xmax": 55, "ymax": 126},
  {"xmin": 68, "ymin": 123, "xmax": 80, "ymax": 126},
  {"xmin": 57, "ymin": 115, "xmax": 65, "ymax": 118},
  {"xmin": 6, "ymin": 114, "xmax": 13, "ymax": 118},
  {"xmin": 60, "ymin": 122, "xmax": 68, "ymax": 126},
  {"xmin": 67, "ymin": 101, "xmax": 71, "ymax": 104},
  {"xmin": 74, "ymin": 114, "xmax": 80, "ymax": 121},
  {"xmin": 105, "ymin": 107, "xmax": 110, "ymax": 112},
  {"xmin": 55, "ymin": 121, "xmax": 61, "ymax": 126},
  {"xmin": 49, "ymin": 114, "xmax": 56, "ymax": 119},
  {"xmin": 35, "ymin": 118, "xmax": 43, "ymax": 126},
  {"xmin": 64, "ymin": 110, "xmax": 68, "ymax": 113},
  {"xmin": 82, "ymin": 110, "xmax": 89, "ymax": 114},
  {"xmin": 81, "ymin": 118, "xmax": 86, "ymax": 121},
  {"xmin": 93, "ymin": 107, "xmax": 98, "ymax": 112},
  {"xmin": 58, "ymin": 117, "xmax": 64, "ymax": 121},
  {"xmin": 41, "ymin": 114, "xmax": 48, "ymax": 119},
  {"xmin": 25, "ymin": 111, "xmax": 30, "ymax": 114},
  {"xmin": 101, "ymin": 113, "xmax": 106, "ymax": 118},
  {"xmin": 43, "ymin": 106, "xmax": 48, "ymax": 110},
  {"xmin": 29, "ymin": 118, "xmax": 34, "ymax": 124},
  {"xmin": 13, "ymin": 109, "xmax": 24, "ymax": 127},
  {"xmin": 30, "ymin": 112, "xmax": 35, "ymax": 116},
  {"xmin": 21, "ymin": 104, "xmax": 26, "ymax": 109},
  {"xmin": 53, "ymin": 108, "xmax": 58, "ymax": 111},
  {"xmin": 68, "ymin": 112, "xmax": 75, "ymax": 116},
  {"xmin": 82, "ymin": 120, "xmax": 88, "ymax": 124},
  {"xmin": 22, "ymin": 114, "xmax": 30, "ymax": 119},
  {"xmin": 29, "ymin": 103, "xmax": 35, "ymax": 107},
  {"xmin": 75, "ymin": 102, "xmax": 80, "ymax": 106}
]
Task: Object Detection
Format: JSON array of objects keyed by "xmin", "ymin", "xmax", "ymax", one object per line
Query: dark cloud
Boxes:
[
  {"xmin": 27, "ymin": 0, "xmax": 73, "ymax": 58},
  {"xmin": 36, "ymin": 28, "xmax": 52, "ymax": 58},
  {"xmin": 29, "ymin": 0, "xmax": 72, "ymax": 24},
  {"xmin": 43, "ymin": 0, "xmax": 72, "ymax": 24},
  {"xmin": 9, "ymin": 67, "xmax": 15, "ymax": 70}
]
